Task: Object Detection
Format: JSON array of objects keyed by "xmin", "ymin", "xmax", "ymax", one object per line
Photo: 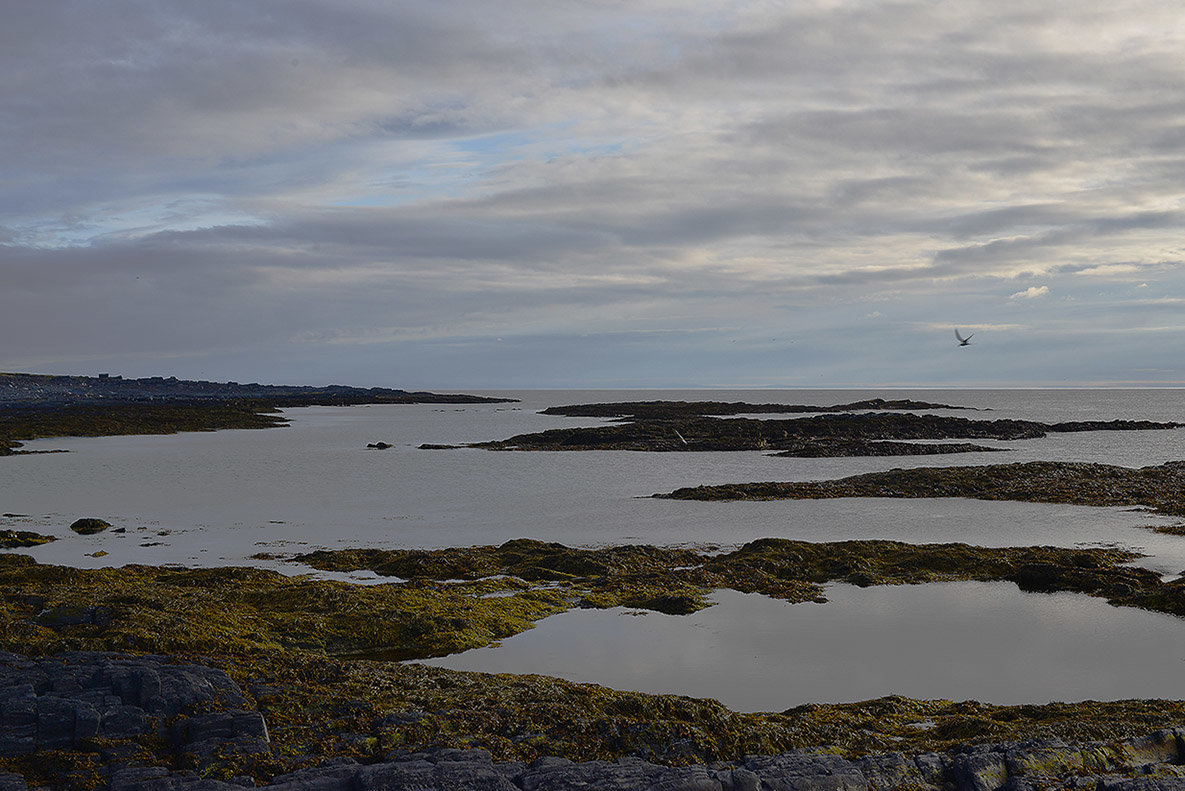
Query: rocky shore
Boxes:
[
  {"xmin": 8, "ymin": 392, "xmax": 1185, "ymax": 788},
  {"xmin": 5, "ymin": 650, "xmax": 1185, "ymax": 791},
  {"xmin": 463, "ymin": 403, "xmax": 1177, "ymax": 455},
  {"xmin": 3, "ymin": 540, "xmax": 1185, "ymax": 788}
]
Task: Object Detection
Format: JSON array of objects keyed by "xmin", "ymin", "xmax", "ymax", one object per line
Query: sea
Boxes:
[{"xmin": 4, "ymin": 388, "xmax": 1185, "ymax": 710}]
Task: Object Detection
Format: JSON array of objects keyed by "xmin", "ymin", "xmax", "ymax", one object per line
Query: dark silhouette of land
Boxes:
[{"xmin": 0, "ymin": 371, "xmax": 512, "ymax": 455}]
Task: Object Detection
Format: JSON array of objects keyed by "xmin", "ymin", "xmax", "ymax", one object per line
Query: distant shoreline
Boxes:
[{"xmin": 0, "ymin": 371, "xmax": 513, "ymax": 455}]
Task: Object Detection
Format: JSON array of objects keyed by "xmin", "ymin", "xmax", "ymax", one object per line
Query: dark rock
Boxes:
[
  {"xmin": 1099, "ymin": 780, "xmax": 1185, "ymax": 791},
  {"xmin": 952, "ymin": 751, "xmax": 1009, "ymax": 791},
  {"xmin": 366, "ymin": 442, "xmax": 393, "ymax": 450},
  {"xmin": 356, "ymin": 752, "xmax": 518, "ymax": 791},
  {"xmin": 519, "ymin": 756, "xmax": 664, "ymax": 791},
  {"xmin": 717, "ymin": 767, "xmax": 761, "ymax": 791},
  {"xmin": 171, "ymin": 710, "xmax": 269, "ymax": 747},
  {"xmin": 0, "ymin": 651, "xmax": 264, "ymax": 761},
  {"xmin": 0, "ymin": 773, "xmax": 26, "ymax": 791},
  {"xmin": 110, "ymin": 767, "xmax": 173, "ymax": 791},
  {"xmin": 36, "ymin": 603, "xmax": 112, "ymax": 628},
  {"xmin": 0, "ymin": 529, "xmax": 55, "ymax": 548},
  {"xmin": 854, "ymin": 752, "xmax": 927, "ymax": 788},
  {"xmin": 742, "ymin": 750, "xmax": 869, "ymax": 791},
  {"xmin": 70, "ymin": 517, "xmax": 111, "ymax": 534}
]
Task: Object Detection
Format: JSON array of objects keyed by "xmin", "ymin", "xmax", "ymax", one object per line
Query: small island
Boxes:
[
  {"xmin": 538, "ymin": 397, "xmax": 978, "ymax": 418},
  {"xmin": 458, "ymin": 400, "xmax": 1178, "ymax": 457}
]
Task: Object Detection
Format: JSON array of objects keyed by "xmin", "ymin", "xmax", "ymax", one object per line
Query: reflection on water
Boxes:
[
  {"xmin": 3, "ymin": 389, "xmax": 1185, "ymax": 575},
  {"xmin": 421, "ymin": 582, "xmax": 1185, "ymax": 712},
  {"xmin": 4, "ymin": 389, "xmax": 1185, "ymax": 706}
]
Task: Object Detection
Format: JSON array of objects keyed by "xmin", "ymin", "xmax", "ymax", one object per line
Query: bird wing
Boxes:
[{"xmin": 955, "ymin": 329, "xmax": 972, "ymax": 342}]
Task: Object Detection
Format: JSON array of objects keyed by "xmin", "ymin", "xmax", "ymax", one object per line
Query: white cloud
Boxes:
[{"xmin": 1009, "ymin": 285, "xmax": 1050, "ymax": 300}]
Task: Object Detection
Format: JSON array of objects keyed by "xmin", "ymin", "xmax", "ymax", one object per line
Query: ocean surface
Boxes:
[{"xmin": 4, "ymin": 388, "xmax": 1185, "ymax": 709}]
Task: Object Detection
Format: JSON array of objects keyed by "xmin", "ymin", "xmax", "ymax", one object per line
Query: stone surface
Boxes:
[
  {"xmin": 0, "ymin": 651, "xmax": 265, "ymax": 760},
  {"xmin": 3, "ymin": 651, "xmax": 1185, "ymax": 791},
  {"xmin": 69, "ymin": 517, "xmax": 111, "ymax": 535}
]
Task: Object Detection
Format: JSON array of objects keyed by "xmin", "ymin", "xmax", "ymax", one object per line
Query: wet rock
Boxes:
[
  {"xmin": 0, "ymin": 529, "xmax": 55, "ymax": 548},
  {"xmin": 742, "ymin": 750, "xmax": 869, "ymax": 791},
  {"xmin": 366, "ymin": 442, "xmax": 393, "ymax": 450},
  {"xmin": 0, "ymin": 651, "xmax": 261, "ymax": 759},
  {"xmin": 70, "ymin": 517, "xmax": 111, "ymax": 535},
  {"xmin": 952, "ymin": 750, "xmax": 1009, "ymax": 791}
]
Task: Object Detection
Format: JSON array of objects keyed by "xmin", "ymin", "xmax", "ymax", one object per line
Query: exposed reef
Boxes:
[
  {"xmin": 658, "ymin": 460, "xmax": 1185, "ymax": 517},
  {"xmin": 6, "ymin": 541, "xmax": 1185, "ymax": 787},
  {"xmin": 767, "ymin": 439, "xmax": 1005, "ymax": 457},
  {"xmin": 539, "ymin": 397, "xmax": 976, "ymax": 418},
  {"xmin": 467, "ymin": 409, "xmax": 1177, "ymax": 455},
  {"xmin": 0, "ymin": 531, "xmax": 54, "ymax": 549},
  {"xmin": 0, "ymin": 372, "xmax": 512, "ymax": 455},
  {"xmin": 294, "ymin": 537, "xmax": 1185, "ymax": 621}
]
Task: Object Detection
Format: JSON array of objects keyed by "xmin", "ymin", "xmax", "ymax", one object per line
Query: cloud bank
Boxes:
[{"xmin": 3, "ymin": 0, "xmax": 1185, "ymax": 386}]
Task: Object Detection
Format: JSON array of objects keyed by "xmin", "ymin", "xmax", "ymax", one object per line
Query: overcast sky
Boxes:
[{"xmin": 4, "ymin": 0, "xmax": 1185, "ymax": 388}]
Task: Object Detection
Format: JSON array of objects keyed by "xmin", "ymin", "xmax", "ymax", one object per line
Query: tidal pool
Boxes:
[{"xmin": 420, "ymin": 581, "xmax": 1185, "ymax": 711}]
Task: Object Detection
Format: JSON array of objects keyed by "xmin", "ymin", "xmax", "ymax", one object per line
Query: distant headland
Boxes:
[{"xmin": 0, "ymin": 372, "xmax": 512, "ymax": 455}]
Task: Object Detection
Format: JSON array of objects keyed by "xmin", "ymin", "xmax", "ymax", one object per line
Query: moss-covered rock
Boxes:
[
  {"xmin": 658, "ymin": 460, "xmax": 1185, "ymax": 516},
  {"xmin": 68, "ymin": 519, "xmax": 110, "ymax": 535},
  {"xmin": 0, "ymin": 529, "xmax": 55, "ymax": 547},
  {"xmin": 465, "ymin": 411, "xmax": 1177, "ymax": 455}
]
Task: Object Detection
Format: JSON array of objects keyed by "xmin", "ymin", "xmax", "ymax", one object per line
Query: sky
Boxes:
[{"xmin": 3, "ymin": 0, "xmax": 1185, "ymax": 389}]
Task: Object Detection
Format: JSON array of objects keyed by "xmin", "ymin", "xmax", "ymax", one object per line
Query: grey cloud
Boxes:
[{"xmin": 6, "ymin": 0, "xmax": 1185, "ymax": 384}]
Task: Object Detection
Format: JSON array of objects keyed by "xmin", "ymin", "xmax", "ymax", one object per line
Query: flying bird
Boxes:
[{"xmin": 955, "ymin": 329, "xmax": 973, "ymax": 346}]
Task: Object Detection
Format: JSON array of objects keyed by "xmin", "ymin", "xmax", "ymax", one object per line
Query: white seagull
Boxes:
[{"xmin": 955, "ymin": 329, "xmax": 973, "ymax": 346}]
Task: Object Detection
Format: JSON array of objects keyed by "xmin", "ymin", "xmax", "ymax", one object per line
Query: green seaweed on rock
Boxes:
[
  {"xmin": 0, "ymin": 529, "xmax": 56, "ymax": 548},
  {"xmin": 5, "ymin": 541, "xmax": 1185, "ymax": 776},
  {"xmin": 658, "ymin": 460, "xmax": 1185, "ymax": 516}
]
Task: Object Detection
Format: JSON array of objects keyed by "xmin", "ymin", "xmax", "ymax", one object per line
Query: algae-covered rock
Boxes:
[
  {"xmin": 68, "ymin": 518, "xmax": 110, "ymax": 535},
  {"xmin": 0, "ymin": 530, "xmax": 54, "ymax": 548},
  {"xmin": 659, "ymin": 460, "xmax": 1185, "ymax": 517}
]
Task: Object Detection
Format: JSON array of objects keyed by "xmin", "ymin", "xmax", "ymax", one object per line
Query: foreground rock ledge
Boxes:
[{"xmin": 5, "ymin": 651, "xmax": 1185, "ymax": 791}]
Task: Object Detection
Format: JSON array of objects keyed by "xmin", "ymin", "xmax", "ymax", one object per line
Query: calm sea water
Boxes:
[
  {"xmin": 4, "ymin": 388, "xmax": 1185, "ymax": 707},
  {"xmin": 5, "ymin": 389, "xmax": 1184, "ymax": 572},
  {"xmin": 424, "ymin": 583, "xmax": 1185, "ymax": 711}
]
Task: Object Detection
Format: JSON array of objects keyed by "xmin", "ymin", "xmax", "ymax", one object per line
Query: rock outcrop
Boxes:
[
  {"xmin": 467, "ymin": 411, "xmax": 1179, "ymax": 455},
  {"xmin": 69, "ymin": 518, "xmax": 111, "ymax": 535},
  {"xmin": 16, "ymin": 733, "xmax": 1185, "ymax": 791},
  {"xmin": 0, "ymin": 651, "xmax": 269, "ymax": 787},
  {"xmin": 3, "ymin": 652, "xmax": 1185, "ymax": 791}
]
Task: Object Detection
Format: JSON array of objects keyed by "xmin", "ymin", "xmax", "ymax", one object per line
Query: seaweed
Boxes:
[
  {"xmin": 464, "ymin": 411, "xmax": 1177, "ymax": 455},
  {"xmin": 4, "ymin": 539, "xmax": 1185, "ymax": 777},
  {"xmin": 658, "ymin": 460, "xmax": 1185, "ymax": 516}
]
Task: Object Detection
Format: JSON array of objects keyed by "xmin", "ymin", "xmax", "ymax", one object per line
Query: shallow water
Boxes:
[
  {"xmin": 4, "ymin": 388, "xmax": 1185, "ymax": 704},
  {"xmin": 4, "ymin": 389, "xmax": 1184, "ymax": 574},
  {"xmin": 422, "ymin": 582, "xmax": 1185, "ymax": 711}
]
